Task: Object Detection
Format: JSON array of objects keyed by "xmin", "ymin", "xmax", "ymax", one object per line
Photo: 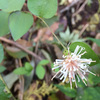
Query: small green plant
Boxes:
[
  {"xmin": 36, "ymin": 60, "xmax": 49, "ymax": 79},
  {"xmin": 13, "ymin": 62, "xmax": 33, "ymax": 76},
  {"xmin": 59, "ymin": 27, "xmax": 84, "ymax": 43}
]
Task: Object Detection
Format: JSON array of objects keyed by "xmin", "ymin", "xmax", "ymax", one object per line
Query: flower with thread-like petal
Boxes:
[{"xmin": 52, "ymin": 45, "xmax": 96, "ymax": 88}]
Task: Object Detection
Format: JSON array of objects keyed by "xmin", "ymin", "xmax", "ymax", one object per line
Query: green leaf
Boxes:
[
  {"xmin": 55, "ymin": 84, "xmax": 76, "ymax": 98},
  {"xmin": 0, "ymin": 0, "xmax": 7, "ymax": 9},
  {"xmin": 76, "ymin": 87, "xmax": 100, "ymax": 100},
  {"xmin": 36, "ymin": 65, "xmax": 45, "ymax": 79},
  {"xmin": 28, "ymin": 0, "xmax": 58, "ymax": 19},
  {"xmin": 9, "ymin": 11, "xmax": 33, "ymax": 40},
  {"xmin": 60, "ymin": 27, "xmax": 70, "ymax": 41},
  {"xmin": 0, "ymin": 44, "xmax": 4, "ymax": 63},
  {"xmin": 44, "ymin": 16, "xmax": 58, "ymax": 26},
  {"xmin": 0, "ymin": 0, "xmax": 25, "ymax": 12},
  {"xmin": 0, "ymin": 11, "xmax": 10, "ymax": 36},
  {"xmin": 38, "ymin": 60, "xmax": 49, "ymax": 66},
  {"xmin": 88, "ymin": 74, "xmax": 100, "ymax": 86},
  {"xmin": 91, "ymin": 63, "xmax": 100, "ymax": 75},
  {"xmin": 0, "ymin": 93, "xmax": 11, "ymax": 100},
  {"xmin": 59, "ymin": 27, "xmax": 84, "ymax": 43},
  {"xmin": 0, "ymin": 80, "xmax": 11, "ymax": 100},
  {"xmin": 95, "ymin": 87, "xmax": 100, "ymax": 93},
  {"xmin": 13, "ymin": 67, "xmax": 30, "ymax": 75},
  {"xmin": 87, "ymin": 37, "xmax": 100, "ymax": 47},
  {"xmin": 0, "ymin": 79, "xmax": 5, "ymax": 93},
  {"xmin": 25, "ymin": 62, "xmax": 33, "ymax": 71},
  {"xmin": 70, "ymin": 42, "xmax": 99, "ymax": 66},
  {"xmin": 0, "ymin": 66, "xmax": 6, "ymax": 73}
]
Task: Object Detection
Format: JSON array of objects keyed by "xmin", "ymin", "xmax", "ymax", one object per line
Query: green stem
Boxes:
[
  {"xmin": 38, "ymin": 17, "xmax": 67, "ymax": 50},
  {"xmin": 0, "ymin": 74, "xmax": 16, "ymax": 100}
]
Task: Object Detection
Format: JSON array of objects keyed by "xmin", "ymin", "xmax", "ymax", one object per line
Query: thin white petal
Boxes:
[
  {"xmin": 86, "ymin": 69, "xmax": 96, "ymax": 76},
  {"xmin": 77, "ymin": 47, "xmax": 85, "ymax": 55},
  {"xmin": 74, "ymin": 45, "xmax": 80, "ymax": 54},
  {"xmin": 52, "ymin": 65, "xmax": 62, "ymax": 70}
]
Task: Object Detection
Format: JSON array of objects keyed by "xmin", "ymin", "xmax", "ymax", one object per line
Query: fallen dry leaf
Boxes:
[
  {"xmin": 5, "ymin": 39, "xmax": 33, "ymax": 58},
  {"xmin": 34, "ymin": 22, "xmax": 59, "ymax": 42}
]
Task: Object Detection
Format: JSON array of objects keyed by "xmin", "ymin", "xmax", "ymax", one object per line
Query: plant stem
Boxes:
[
  {"xmin": 38, "ymin": 17, "xmax": 67, "ymax": 50},
  {"xmin": 0, "ymin": 74, "xmax": 16, "ymax": 100}
]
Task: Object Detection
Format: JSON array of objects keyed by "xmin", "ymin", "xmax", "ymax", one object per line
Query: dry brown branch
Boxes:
[
  {"xmin": 0, "ymin": 37, "xmax": 42, "ymax": 60},
  {"xmin": 60, "ymin": 0, "xmax": 84, "ymax": 13},
  {"xmin": 79, "ymin": 23, "xmax": 89, "ymax": 37},
  {"xmin": 72, "ymin": 0, "xmax": 87, "ymax": 17}
]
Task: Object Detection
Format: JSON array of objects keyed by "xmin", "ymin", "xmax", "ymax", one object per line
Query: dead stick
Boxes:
[
  {"xmin": 72, "ymin": 0, "xmax": 87, "ymax": 17},
  {"xmin": 0, "ymin": 37, "xmax": 42, "ymax": 60},
  {"xmin": 60, "ymin": 0, "xmax": 83, "ymax": 13},
  {"xmin": 79, "ymin": 23, "xmax": 89, "ymax": 37}
]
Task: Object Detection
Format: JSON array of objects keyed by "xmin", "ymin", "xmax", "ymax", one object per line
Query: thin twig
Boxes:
[
  {"xmin": 0, "ymin": 37, "xmax": 42, "ymax": 60},
  {"xmin": 79, "ymin": 23, "xmax": 89, "ymax": 37},
  {"xmin": 60, "ymin": 0, "xmax": 84, "ymax": 13},
  {"xmin": 19, "ymin": 59, "xmax": 24, "ymax": 100},
  {"xmin": 72, "ymin": 0, "xmax": 87, "ymax": 17},
  {"xmin": 35, "ymin": 41, "xmax": 39, "ymax": 54}
]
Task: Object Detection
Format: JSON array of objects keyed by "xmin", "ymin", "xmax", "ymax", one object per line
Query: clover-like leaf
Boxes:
[
  {"xmin": 0, "ymin": 11, "xmax": 10, "ymax": 36},
  {"xmin": 0, "ymin": 0, "xmax": 25, "ymax": 12},
  {"xmin": 9, "ymin": 11, "xmax": 33, "ymax": 40},
  {"xmin": 28, "ymin": 0, "xmax": 58, "ymax": 19}
]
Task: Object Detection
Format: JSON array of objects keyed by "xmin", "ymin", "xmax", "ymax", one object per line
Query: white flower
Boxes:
[{"xmin": 52, "ymin": 45, "xmax": 96, "ymax": 88}]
